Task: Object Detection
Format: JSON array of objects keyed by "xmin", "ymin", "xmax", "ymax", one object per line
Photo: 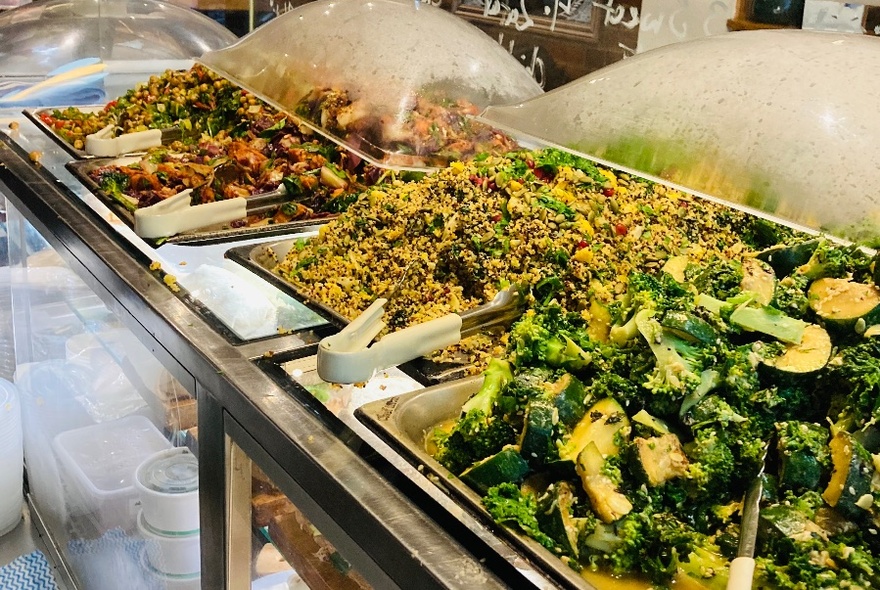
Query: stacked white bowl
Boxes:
[
  {"xmin": 0, "ymin": 378, "xmax": 23, "ymax": 537},
  {"xmin": 135, "ymin": 447, "xmax": 200, "ymax": 587}
]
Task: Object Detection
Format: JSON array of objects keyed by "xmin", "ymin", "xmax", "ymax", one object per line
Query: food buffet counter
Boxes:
[
  {"xmin": 0, "ymin": 100, "xmax": 555, "ymax": 589},
  {"xmin": 4, "ymin": 6, "xmax": 880, "ymax": 587}
]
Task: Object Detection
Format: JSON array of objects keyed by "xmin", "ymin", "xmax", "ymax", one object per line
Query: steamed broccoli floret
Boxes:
[
  {"xmin": 674, "ymin": 543, "xmax": 730, "ymax": 590},
  {"xmin": 795, "ymin": 238, "xmax": 873, "ymax": 281},
  {"xmin": 822, "ymin": 337, "xmax": 880, "ymax": 429},
  {"xmin": 462, "ymin": 358, "xmax": 514, "ymax": 415},
  {"xmin": 635, "ymin": 311, "xmax": 707, "ymax": 415},
  {"xmin": 757, "ymin": 520, "xmax": 880, "ymax": 589},
  {"xmin": 97, "ymin": 169, "xmax": 132, "ymax": 198},
  {"xmin": 774, "ymin": 421, "xmax": 830, "ymax": 493},
  {"xmin": 602, "ymin": 510, "xmax": 717, "ymax": 585},
  {"xmin": 682, "ymin": 395, "xmax": 747, "ymax": 430},
  {"xmin": 509, "ymin": 307, "xmax": 592, "ymax": 371},
  {"xmin": 609, "ymin": 272, "xmax": 693, "ymax": 345},
  {"xmin": 684, "ymin": 429, "xmax": 735, "ymax": 500},
  {"xmin": 772, "ymin": 273, "xmax": 811, "ymax": 319},
  {"xmin": 434, "ymin": 358, "xmax": 516, "ymax": 474},
  {"xmin": 690, "ymin": 259, "xmax": 744, "ymax": 301},
  {"xmin": 747, "ymin": 385, "xmax": 818, "ymax": 433},
  {"xmin": 583, "ymin": 371, "xmax": 646, "ymax": 414},
  {"xmin": 482, "ymin": 483, "xmax": 557, "ymax": 551}
]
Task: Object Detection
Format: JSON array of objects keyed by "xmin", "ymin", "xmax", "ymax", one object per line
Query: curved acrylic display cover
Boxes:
[
  {"xmin": 482, "ymin": 30, "xmax": 880, "ymax": 243},
  {"xmin": 0, "ymin": 0, "xmax": 237, "ymax": 77},
  {"xmin": 200, "ymin": 0, "xmax": 543, "ymax": 169}
]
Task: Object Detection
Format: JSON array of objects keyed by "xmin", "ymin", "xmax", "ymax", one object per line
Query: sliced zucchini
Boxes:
[
  {"xmin": 519, "ymin": 400, "xmax": 556, "ymax": 469},
  {"xmin": 586, "ymin": 299, "xmax": 613, "ymax": 344},
  {"xmin": 729, "ymin": 305, "xmax": 807, "ymax": 344},
  {"xmin": 460, "ymin": 447, "xmax": 530, "ymax": 495},
  {"xmin": 741, "ymin": 258, "xmax": 777, "ymax": 306},
  {"xmin": 808, "ymin": 277, "xmax": 880, "ymax": 333},
  {"xmin": 558, "ymin": 398, "xmax": 630, "ymax": 462},
  {"xmin": 756, "ymin": 238, "xmax": 822, "ymax": 277},
  {"xmin": 545, "ymin": 373, "xmax": 587, "ymax": 429},
  {"xmin": 761, "ymin": 324, "xmax": 832, "ymax": 381},
  {"xmin": 633, "ymin": 434, "xmax": 690, "ymax": 487},
  {"xmin": 822, "ymin": 432, "xmax": 876, "ymax": 521},
  {"xmin": 865, "ymin": 324, "xmax": 880, "ymax": 338},
  {"xmin": 576, "ymin": 441, "xmax": 633, "ymax": 523},
  {"xmin": 662, "ymin": 311, "xmax": 719, "ymax": 345},
  {"xmin": 853, "ymin": 424, "xmax": 880, "ymax": 454},
  {"xmin": 535, "ymin": 481, "xmax": 584, "ymax": 558}
]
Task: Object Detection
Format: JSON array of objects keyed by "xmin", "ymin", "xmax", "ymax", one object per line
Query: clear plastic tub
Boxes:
[
  {"xmin": 480, "ymin": 30, "xmax": 880, "ymax": 244},
  {"xmin": 200, "ymin": 0, "xmax": 542, "ymax": 169},
  {"xmin": 53, "ymin": 415, "xmax": 170, "ymax": 531}
]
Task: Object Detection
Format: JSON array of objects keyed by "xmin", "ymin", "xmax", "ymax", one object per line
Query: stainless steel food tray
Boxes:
[
  {"xmin": 67, "ymin": 159, "xmax": 335, "ymax": 246},
  {"xmin": 24, "ymin": 106, "xmax": 105, "ymax": 160},
  {"xmin": 225, "ymin": 239, "xmax": 489, "ymax": 384},
  {"xmin": 355, "ymin": 376, "xmax": 596, "ymax": 590}
]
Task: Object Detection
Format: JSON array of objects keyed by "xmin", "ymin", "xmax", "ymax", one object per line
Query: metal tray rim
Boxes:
[
  {"xmin": 66, "ymin": 158, "xmax": 335, "ymax": 247},
  {"xmin": 355, "ymin": 377, "xmax": 599, "ymax": 590},
  {"xmin": 24, "ymin": 106, "xmax": 105, "ymax": 160}
]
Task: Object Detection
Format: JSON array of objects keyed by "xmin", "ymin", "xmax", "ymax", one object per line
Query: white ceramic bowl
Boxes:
[
  {"xmin": 137, "ymin": 510, "xmax": 200, "ymax": 576},
  {"xmin": 135, "ymin": 447, "xmax": 199, "ymax": 534}
]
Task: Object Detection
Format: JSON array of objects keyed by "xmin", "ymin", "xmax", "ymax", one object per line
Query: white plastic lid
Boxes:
[{"xmin": 139, "ymin": 449, "xmax": 198, "ymax": 494}]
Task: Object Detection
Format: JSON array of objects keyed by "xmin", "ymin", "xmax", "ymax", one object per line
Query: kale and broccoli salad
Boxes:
[{"xmin": 429, "ymin": 237, "xmax": 880, "ymax": 589}]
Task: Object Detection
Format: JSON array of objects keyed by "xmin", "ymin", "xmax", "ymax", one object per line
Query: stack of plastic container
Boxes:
[
  {"xmin": 135, "ymin": 448, "xmax": 201, "ymax": 590},
  {"xmin": 0, "ymin": 377, "xmax": 22, "ymax": 536},
  {"xmin": 52, "ymin": 414, "xmax": 171, "ymax": 531}
]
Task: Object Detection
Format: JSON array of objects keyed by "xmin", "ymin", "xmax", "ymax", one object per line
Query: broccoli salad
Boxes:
[{"xmin": 430, "ymin": 238, "xmax": 880, "ymax": 589}]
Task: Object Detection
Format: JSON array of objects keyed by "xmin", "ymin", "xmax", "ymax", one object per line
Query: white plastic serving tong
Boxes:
[
  {"xmin": 134, "ymin": 184, "xmax": 289, "ymax": 239},
  {"xmin": 317, "ymin": 284, "xmax": 526, "ymax": 384},
  {"xmin": 85, "ymin": 124, "xmax": 181, "ymax": 157}
]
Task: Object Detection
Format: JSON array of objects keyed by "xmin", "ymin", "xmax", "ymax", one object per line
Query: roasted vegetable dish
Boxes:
[
  {"xmin": 295, "ymin": 87, "xmax": 521, "ymax": 168},
  {"xmin": 86, "ymin": 112, "xmax": 376, "ymax": 227},
  {"xmin": 429, "ymin": 237, "xmax": 880, "ymax": 589}
]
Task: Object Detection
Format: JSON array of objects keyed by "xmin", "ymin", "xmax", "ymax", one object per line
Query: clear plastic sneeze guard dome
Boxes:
[
  {"xmin": 200, "ymin": 0, "xmax": 543, "ymax": 169},
  {"xmin": 481, "ymin": 30, "xmax": 880, "ymax": 244},
  {"xmin": 0, "ymin": 0, "xmax": 238, "ymax": 77}
]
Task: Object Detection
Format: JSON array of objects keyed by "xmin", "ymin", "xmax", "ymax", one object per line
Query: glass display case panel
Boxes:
[
  {"xmin": 481, "ymin": 30, "xmax": 880, "ymax": 244},
  {"xmin": 226, "ymin": 437, "xmax": 374, "ymax": 590},
  {"xmin": 0, "ymin": 0, "xmax": 238, "ymax": 77},
  {"xmin": 200, "ymin": 0, "xmax": 543, "ymax": 169},
  {"xmin": 4, "ymin": 203, "xmax": 199, "ymax": 590}
]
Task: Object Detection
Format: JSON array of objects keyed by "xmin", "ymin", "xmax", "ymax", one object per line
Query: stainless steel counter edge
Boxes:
[{"xmin": 0, "ymin": 137, "xmax": 535, "ymax": 589}]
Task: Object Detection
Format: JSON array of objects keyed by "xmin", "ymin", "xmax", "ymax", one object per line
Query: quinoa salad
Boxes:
[{"xmin": 275, "ymin": 149, "xmax": 795, "ymax": 368}]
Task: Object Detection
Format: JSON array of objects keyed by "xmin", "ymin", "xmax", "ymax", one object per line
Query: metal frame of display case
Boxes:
[{"xmin": 0, "ymin": 133, "xmax": 550, "ymax": 589}]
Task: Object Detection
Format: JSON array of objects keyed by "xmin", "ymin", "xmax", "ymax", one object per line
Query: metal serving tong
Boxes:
[
  {"xmin": 727, "ymin": 443, "xmax": 771, "ymax": 590},
  {"xmin": 134, "ymin": 183, "xmax": 291, "ymax": 239},
  {"xmin": 317, "ymin": 284, "xmax": 526, "ymax": 384},
  {"xmin": 85, "ymin": 125, "xmax": 182, "ymax": 157}
]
